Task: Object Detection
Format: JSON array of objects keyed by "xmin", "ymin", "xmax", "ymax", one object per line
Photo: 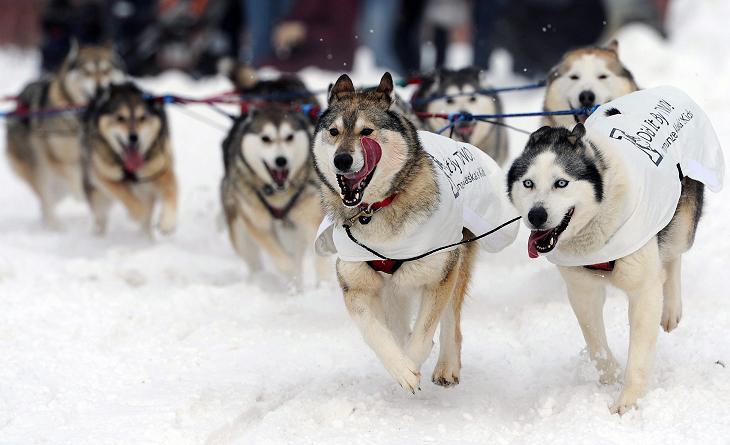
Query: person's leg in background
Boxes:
[
  {"xmin": 242, "ymin": 0, "xmax": 292, "ymax": 67},
  {"xmin": 473, "ymin": 0, "xmax": 507, "ymax": 70},
  {"xmin": 360, "ymin": 0, "xmax": 404, "ymax": 75},
  {"xmin": 394, "ymin": 0, "xmax": 426, "ymax": 75}
]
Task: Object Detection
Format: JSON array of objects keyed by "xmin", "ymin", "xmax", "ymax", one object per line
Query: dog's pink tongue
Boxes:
[
  {"xmin": 343, "ymin": 137, "xmax": 382, "ymax": 186},
  {"xmin": 123, "ymin": 148, "xmax": 144, "ymax": 172},
  {"xmin": 527, "ymin": 230, "xmax": 552, "ymax": 259},
  {"xmin": 272, "ymin": 169, "xmax": 289, "ymax": 187}
]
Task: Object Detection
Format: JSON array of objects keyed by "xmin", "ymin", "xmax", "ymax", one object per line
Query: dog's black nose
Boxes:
[
  {"xmin": 333, "ymin": 153, "xmax": 353, "ymax": 171},
  {"xmin": 528, "ymin": 206, "xmax": 548, "ymax": 228},
  {"xmin": 129, "ymin": 133, "xmax": 139, "ymax": 144},
  {"xmin": 579, "ymin": 90, "xmax": 596, "ymax": 107},
  {"xmin": 275, "ymin": 156, "xmax": 288, "ymax": 168}
]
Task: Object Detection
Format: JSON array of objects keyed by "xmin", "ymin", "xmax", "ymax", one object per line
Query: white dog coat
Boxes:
[
  {"xmin": 545, "ymin": 86, "xmax": 724, "ymax": 267},
  {"xmin": 316, "ymin": 130, "xmax": 519, "ymax": 262}
]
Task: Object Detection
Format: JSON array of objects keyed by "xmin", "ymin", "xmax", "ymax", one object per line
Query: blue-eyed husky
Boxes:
[{"xmin": 508, "ymin": 87, "xmax": 724, "ymax": 414}]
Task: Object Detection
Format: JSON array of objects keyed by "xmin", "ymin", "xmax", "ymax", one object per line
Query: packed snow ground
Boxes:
[{"xmin": 1, "ymin": 1, "xmax": 730, "ymax": 444}]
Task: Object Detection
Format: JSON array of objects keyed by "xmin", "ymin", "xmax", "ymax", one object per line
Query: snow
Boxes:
[{"xmin": 1, "ymin": 1, "xmax": 730, "ymax": 443}]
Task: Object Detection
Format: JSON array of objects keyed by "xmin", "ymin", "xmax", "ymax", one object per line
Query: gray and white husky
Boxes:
[
  {"xmin": 543, "ymin": 40, "xmax": 638, "ymax": 128},
  {"xmin": 413, "ymin": 67, "xmax": 509, "ymax": 165},
  {"xmin": 6, "ymin": 42, "xmax": 125, "ymax": 227},
  {"xmin": 220, "ymin": 104, "xmax": 328, "ymax": 288},
  {"xmin": 507, "ymin": 86, "xmax": 723, "ymax": 414}
]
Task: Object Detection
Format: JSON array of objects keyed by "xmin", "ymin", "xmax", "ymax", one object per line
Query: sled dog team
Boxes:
[{"xmin": 5, "ymin": 41, "xmax": 724, "ymax": 415}]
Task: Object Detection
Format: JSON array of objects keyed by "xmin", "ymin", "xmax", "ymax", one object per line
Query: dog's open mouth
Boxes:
[
  {"xmin": 265, "ymin": 163, "xmax": 290, "ymax": 189},
  {"xmin": 570, "ymin": 102, "xmax": 592, "ymax": 124},
  {"xmin": 336, "ymin": 136, "xmax": 382, "ymax": 207},
  {"xmin": 527, "ymin": 208, "xmax": 574, "ymax": 258},
  {"xmin": 454, "ymin": 122, "xmax": 475, "ymax": 140},
  {"xmin": 121, "ymin": 141, "xmax": 144, "ymax": 173}
]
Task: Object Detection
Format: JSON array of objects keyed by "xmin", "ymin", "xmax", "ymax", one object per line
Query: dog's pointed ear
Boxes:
[
  {"xmin": 328, "ymin": 74, "xmax": 355, "ymax": 105},
  {"xmin": 605, "ymin": 39, "xmax": 619, "ymax": 53},
  {"xmin": 375, "ymin": 72, "xmax": 395, "ymax": 108},
  {"xmin": 66, "ymin": 38, "xmax": 79, "ymax": 63},
  {"xmin": 568, "ymin": 123, "xmax": 586, "ymax": 145},
  {"xmin": 526, "ymin": 126, "xmax": 553, "ymax": 147}
]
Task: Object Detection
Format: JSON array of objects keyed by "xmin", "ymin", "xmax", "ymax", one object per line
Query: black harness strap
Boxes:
[
  {"xmin": 255, "ymin": 182, "xmax": 308, "ymax": 221},
  {"xmin": 343, "ymin": 216, "xmax": 522, "ymax": 263}
]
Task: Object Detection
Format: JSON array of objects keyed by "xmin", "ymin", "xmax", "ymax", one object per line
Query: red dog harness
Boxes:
[
  {"xmin": 357, "ymin": 194, "xmax": 403, "ymax": 274},
  {"xmin": 584, "ymin": 261, "xmax": 616, "ymax": 272}
]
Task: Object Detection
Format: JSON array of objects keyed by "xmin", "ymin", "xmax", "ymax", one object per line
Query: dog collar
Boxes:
[
  {"xmin": 351, "ymin": 193, "xmax": 398, "ymax": 225},
  {"xmin": 359, "ymin": 193, "xmax": 398, "ymax": 212}
]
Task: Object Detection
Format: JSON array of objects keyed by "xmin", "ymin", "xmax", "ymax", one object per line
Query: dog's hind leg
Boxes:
[
  {"xmin": 338, "ymin": 260, "xmax": 421, "ymax": 393},
  {"xmin": 7, "ymin": 149, "xmax": 61, "ymax": 228},
  {"xmin": 432, "ymin": 245, "xmax": 473, "ymax": 387},
  {"xmin": 559, "ymin": 267, "xmax": 620, "ymax": 385},
  {"xmin": 661, "ymin": 257, "xmax": 682, "ymax": 332}
]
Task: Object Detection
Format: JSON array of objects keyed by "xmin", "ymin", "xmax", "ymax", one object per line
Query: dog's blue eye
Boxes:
[
  {"xmin": 261, "ymin": 136, "xmax": 272, "ymax": 143},
  {"xmin": 569, "ymin": 75, "xmax": 579, "ymax": 80},
  {"xmin": 523, "ymin": 179, "xmax": 534, "ymax": 188},
  {"xmin": 329, "ymin": 128, "xmax": 339, "ymax": 136},
  {"xmin": 555, "ymin": 179, "xmax": 569, "ymax": 188},
  {"xmin": 360, "ymin": 128, "xmax": 373, "ymax": 136}
]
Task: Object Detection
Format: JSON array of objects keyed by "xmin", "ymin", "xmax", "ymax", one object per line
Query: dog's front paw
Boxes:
[
  {"xmin": 157, "ymin": 212, "xmax": 177, "ymax": 235},
  {"xmin": 431, "ymin": 361, "xmax": 460, "ymax": 387},
  {"xmin": 661, "ymin": 301, "xmax": 682, "ymax": 332},
  {"xmin": 597, "ymin": 359, "xmax": 621, "ymax": 385},
  {"xmin": 386, "ymin": 357, "xmax": 421, "ymax": 394},
  {"xmin": 610, "ymin": 391, "xmax": 639, "ymax": 415}
]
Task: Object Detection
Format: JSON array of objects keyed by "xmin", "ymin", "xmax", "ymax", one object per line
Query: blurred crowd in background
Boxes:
[{"xmin": 0, "ymin": 0, "xmax": 669, "ymax": 78}]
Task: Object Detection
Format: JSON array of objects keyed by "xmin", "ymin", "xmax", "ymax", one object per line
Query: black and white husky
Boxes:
[
  {"xmin": 508, "ymin": 87, "xmax": 724, "ymax": 414},
  {"xmin": 412, "ymin": 67, "xmax": 509, "ymax": 166}
]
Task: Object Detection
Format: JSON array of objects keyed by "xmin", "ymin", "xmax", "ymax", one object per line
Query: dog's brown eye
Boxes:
[
  {"xmin": 569, "ymin": 75, "xmax": 579, "ymax": 80},
  {"xmin": 360, "ymin": 128, "xmax": 373, "ymax": 136},
  {"xmin": 285, "ymin": 134, "xmax": 294, "ymax": 142},
  {"xmin": 598, "ymin": 74, "xmax": 608, "ymax": 80},
  {"xmin": 329, "ymin": 128, "xmax": 339, "ymax": 136},
  {"xmin": 468, "ymin": 96, "xmax": 477, "ymax": 103},
  {"xmin": 116, "ymin": 115, "xmax": 125, "ymax": 123},
  {"xmin": 261, "ymin": 135, "xmax": 272, "ymax": 143},
  {"xmin": 138, "ymin": 114, "xmax": 146, "ymax": 123},
  {"xmin": 446, "ymin": 98, "xmax": 455, "ymax": 105}
]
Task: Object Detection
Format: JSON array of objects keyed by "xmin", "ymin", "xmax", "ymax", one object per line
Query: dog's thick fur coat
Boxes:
[
  {"xmin": 82, "ymin": 82, "xmax": 177, "ymax": 236},
  {"xmin": 312, "ymin": 72, "xmax": 481, "ymax": 390}
]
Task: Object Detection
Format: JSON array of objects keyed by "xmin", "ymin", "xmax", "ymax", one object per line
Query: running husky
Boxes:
[
  {"xmin": 543, "ymin": 41, "xmax": 638, "ymax": 128},
  {"xmin": 413, "ymin": 67, "xmax": 509, "ymax": 166},
  {"xmin": 5, "ymin": 42, "xmax": 125, "ymax": 227},
  {"xmin": 508, "ymin": 87, "xmax": 724, "ymax": 414},
  {"xmin": 82, "ymin": 82, "xmax": 177, "ymax": 236},
  {"xmin": 313, "ymin": 73, "xmax": 518, "ymax": 391},
  {"xmin": 221, "ymin": 102, "xmax": 328, "ymax": 288}
]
